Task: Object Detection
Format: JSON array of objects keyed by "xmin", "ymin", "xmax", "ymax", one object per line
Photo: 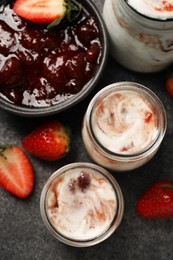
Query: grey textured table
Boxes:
[{"xmin": 1, "ymin": 1, "xmax": 173, "ymax": 259}]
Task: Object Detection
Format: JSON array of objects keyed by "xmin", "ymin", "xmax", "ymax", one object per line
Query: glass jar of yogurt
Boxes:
[
  {"xmin": 82, "ymin": 82, "xmax": 167, "ymax": 171},
  {"xmin": 40, "ymin": 162, "xmax": 124, "ymax": 247},
  {"xmin": 103, "ymin": 0, "xmax": 173, "ymax": 72}
]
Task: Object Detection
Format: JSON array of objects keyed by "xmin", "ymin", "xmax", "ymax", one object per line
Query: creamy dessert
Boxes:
[
  {"xmin": 103, "ymin": 0, "xmax": 173, "ymax": 72},
  {"xmin": 92, "ymin": 91, "xmax": 158, "ymax": 155},
  {"xmin": 127, "ymin": 0, "xmax": 173, "ymax": 20},
  {"xmin": 82, "ymin": 82, "xmax": 167, "ymax": 171},
  {"xmin": 40, "ymin": 163, "xmax": 124, "ymax": 247},
  {"xmin": 47, "ymin": 167, "xmax": 116, "ymax": 240}
]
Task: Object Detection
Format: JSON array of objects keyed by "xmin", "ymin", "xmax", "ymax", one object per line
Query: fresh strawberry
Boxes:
[
  {"xmin": 22, "ymin": 120, "xmax": 70, "ymax": 161},
  {"xmin": 166, "ymin": 74, "xmax": 173, "ymax": 98},
  {"xmin": 136, "ymin": 180, "xmax": 173, "ymax": 219},
  {"xmin": 0, "ymin": 145, "xmax": 34, "ymax": 198},
  {"xmin": 13, "ymin": 0, "xmax": 67, "ymax": 24}
]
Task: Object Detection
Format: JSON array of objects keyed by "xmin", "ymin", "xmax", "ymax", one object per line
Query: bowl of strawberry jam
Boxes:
[{"xmin": 0, "ymin": 0, "xmax": 108, "ymax": 116}]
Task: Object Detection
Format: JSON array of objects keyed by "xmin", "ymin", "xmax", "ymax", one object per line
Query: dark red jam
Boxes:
[{"xmin": 0, "ymin": 2, "xmax": 102, "ymax": 107}]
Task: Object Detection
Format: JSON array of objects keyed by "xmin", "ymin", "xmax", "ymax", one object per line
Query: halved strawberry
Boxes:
[
  {"xmin": 13, "ymin": 0, "xmax": 67, "ymax": 24},
  {"xmin": 0, "ymin": 145, "xmax": 34, "ymax": 198}
]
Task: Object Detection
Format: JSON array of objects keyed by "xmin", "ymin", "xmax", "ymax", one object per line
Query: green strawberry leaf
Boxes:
[
  {"xmin": 47, "ymin": 16, "xmax": 65, "ymax": 30},
  {"xmin": 161, "ymin": 183, "xmax": 173, "ymax": 190},
  {"xmin": 47, "ymin": 0, "xmax": 82, "ymax": 30},
  {"xmin": 66, "ymin": 0, "xmax": 82, "ymax": 22}
]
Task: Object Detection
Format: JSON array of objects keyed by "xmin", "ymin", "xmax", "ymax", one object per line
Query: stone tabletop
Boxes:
[{"xmin": 0, "ymin": 1, "xmax": 173, "ymax": 260}]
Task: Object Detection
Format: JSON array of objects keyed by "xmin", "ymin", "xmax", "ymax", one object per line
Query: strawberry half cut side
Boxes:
[
  {"xmin": 13, "ymin": 0, "xmax": 67, "ymax": 24},
  {"xmin": 0, "ymin": 145, "xmax": 34, "ymax": 198}
]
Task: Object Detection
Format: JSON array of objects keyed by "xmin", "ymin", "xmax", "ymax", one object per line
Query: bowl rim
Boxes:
[{"xmin": 0, "ymin": 0, "xmax": 108, "ymax": 117}]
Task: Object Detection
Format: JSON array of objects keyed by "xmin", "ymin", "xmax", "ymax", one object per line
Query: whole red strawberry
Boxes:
[
  {"xmin": 0, "ymin": 145, "xmax": 34, "ymax": 198},
  {"xmin": 136, "ymin": 180, "xmax": 173, "ymax": 219},
  {"xmin": 22, "ymin": 120, "xmax": 70, "ymax": 161}
]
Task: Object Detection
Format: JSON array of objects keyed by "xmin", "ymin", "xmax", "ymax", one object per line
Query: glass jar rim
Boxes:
[
  {"xmin": 118, "ymin": 0, "xmax": 173, "ymax": 28},
  {"xmin": 86, "ymin": 81, "xmax": 167, "ymax": 160},
  {"xmin": 40, "ymin": 162, "xmax": 124, "ymax": 247}
]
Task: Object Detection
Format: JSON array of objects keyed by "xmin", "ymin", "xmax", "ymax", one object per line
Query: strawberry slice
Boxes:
[
  {"xmin": 13, "ymin": 0, "xmax": 66, "ymax": 24},
  {"xmin": 0, "ymin": 145, "xmax": 34, "ymax": 198}
]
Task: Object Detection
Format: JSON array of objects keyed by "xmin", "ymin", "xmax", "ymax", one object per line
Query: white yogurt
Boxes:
[
  {"xmin": 47, "ymin": 168, "xmax": 117, "ymax": 240},
  {"xmin": 103, "ymin": 0, "xmax": 173, "ymax": 72},
  {"xmin": 92, "ymin": 91, "xmax": 158, "ymax": 155},
  {"xmin": 127, "ymin": 0, "xmax": 173, "ymax": 20},
  {"xmin": 40, "ymin": 163, "xmax": 124, "ymax": 246},
  {"xmin": 82, "ymin": 82, "xmax": 167, "ymax": 171}
]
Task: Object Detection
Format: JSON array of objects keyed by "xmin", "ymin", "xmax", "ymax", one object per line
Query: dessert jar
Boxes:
[
  {"xmin": 103, "ymin": 0, "xmax": 173, "ymax": 72},
  {"xmin": 40, "ymin": 162, "xmax": 124, "ymax": 247},
  {"xmin": 82, "ymin": 82, "xmax": 167, "ymax": 171}
]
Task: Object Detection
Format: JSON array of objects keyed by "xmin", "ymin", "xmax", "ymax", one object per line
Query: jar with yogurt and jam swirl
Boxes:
[
  {"xmin": 82, "ymin": 82, "xmax": 167, "ymax": 171},
  {"xmin": 40, "ymin": 162, "xmax": 124, "ymax": 247},
  {"xmin": 103, "ymin": 0, "xmax": 173, "ymax": 72}
]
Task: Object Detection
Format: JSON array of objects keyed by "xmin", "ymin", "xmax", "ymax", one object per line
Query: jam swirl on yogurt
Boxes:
[
  {"xmin": 0, "ymin": 2, "xmax": 102, "ymax": 107},
  {"xmin": 126, "ymin": 0, "xmax": 173, "ymax": 19},
  {"xmin": 92, "ymin": 91, "xmax": 158, "ymax": 155},
  {"xmin": 82, "ymin": 82, "xmax": 167, "ymax": 171},
  {"xmin": 47, "ymin": 167, "xmax": 117, "ymax": 240}
]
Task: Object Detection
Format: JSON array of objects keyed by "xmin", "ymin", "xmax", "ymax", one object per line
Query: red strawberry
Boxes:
[
  {"xmin": 0, "ymin": 145, "xmax": 34, "ymax": 198},
  {"xmin": 166, "ymin": 74, "xmax": 173, "ymax": 98},
  {"xmin": 13, "ymin": 0, "xmax": 66, "ymax": 24},
  {"xmin": 136, "ymin": 180, "xmax": 173, "ymax": 219},
  {"xmin": 22, "ymin": 120, "xmax": 70, "ymax": 161}
]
